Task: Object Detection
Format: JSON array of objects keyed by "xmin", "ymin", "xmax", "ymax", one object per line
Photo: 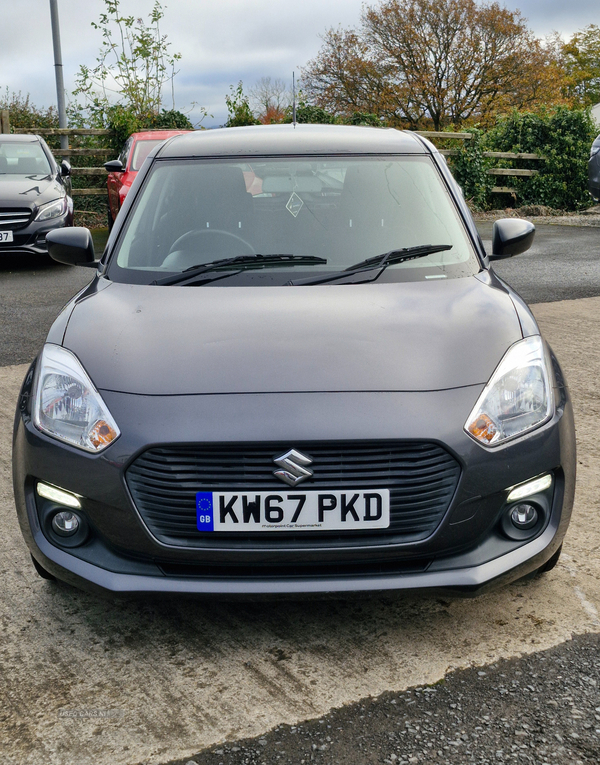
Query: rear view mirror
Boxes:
[
  {"xmin": 46, "ymin": 227, "xmax": 97, "ymax": 267},
  {"xmin": 60, "ymin": 160, "xmax": 71, "ymax": 177},
  {"xmin": 104, "ymin": 159, "xmax": 124, "ymax": 173},
  {"xmin": 262, "ymin": 176, "xmax": 322, "ymax": 193},
  {"xmin": 490, "ymin": 219, "xmax": 535, "ymax": 260}
]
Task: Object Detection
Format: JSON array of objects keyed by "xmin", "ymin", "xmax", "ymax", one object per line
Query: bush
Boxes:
[
  {"xmin": 0, "ymin": 89, "xmax": 59, "ymax": 132},
  {"xmin": 106, "ymin": 106, "xmax": 193, "ymax": 151},
  {"xmin": 485, "ymin": 107, "xmax": 597, "ymax": 210},
  {"xmin": 447, "ymin": 128, "xmax": 494, "ymax": 210},
  {"xmin": 224, "ymin": 82, "xmax": 259, "ymax": 127}
]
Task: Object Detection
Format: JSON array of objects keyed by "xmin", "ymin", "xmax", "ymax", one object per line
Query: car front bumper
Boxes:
[
  {"xmin": 0, "ymin": 207, "xmax": 73, "ymax": 256},
  {"xmin": 13, "ymin": 366, "xmax": 576, "ymax": 597}
]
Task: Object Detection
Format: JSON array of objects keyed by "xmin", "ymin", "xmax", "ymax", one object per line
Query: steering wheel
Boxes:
[{"xmin": 167, "ymin": 228, "xmax": 256, "ymax": 257}]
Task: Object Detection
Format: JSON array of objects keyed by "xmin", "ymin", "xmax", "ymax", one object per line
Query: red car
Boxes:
[{"xmin": 105, "ymin": 130, "xmax": 191, "ymax": 229}]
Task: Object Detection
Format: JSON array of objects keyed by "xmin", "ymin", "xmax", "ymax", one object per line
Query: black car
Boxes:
[
  {"xmin": 590, "ymin": 133, "xmax": 600, "ymax": 202},
  {"xmin": 13, "ymin": 125, "xmax": 575, "ymax": 596},
  {"xmin": 0, "ymin": 134, "xmax": 73, "ymax": 256}
]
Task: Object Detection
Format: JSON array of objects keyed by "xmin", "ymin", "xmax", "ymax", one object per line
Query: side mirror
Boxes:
[
  {"xmin": 60, "ymin": 160, "xmax": 71, "ymax": 177},
  {"xmin": 46, "ymin": 227, "xmax": 97, "ymax": 268},
  {"xmin": 104, "ymin": 159, "xmax": 124, "ymax": 173},
  {"xmin": 490, "ymin": 218, "xmax": 535, "ymax": 260}
]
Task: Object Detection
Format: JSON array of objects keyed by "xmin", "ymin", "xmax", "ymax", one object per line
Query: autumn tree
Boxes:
[
  {"xmin": 302, "ymin": 0, "xmax": 566, "ymax": 130},
  {"xmin": 300, "ymin": 28, "xmax": 398, "ymax": 121},
  {"xmin": 250, "ymin": 77, "xmax": 290, "ymax": 123},
  {"xmin": 562, "ymin": 25, "xmax": 600, "ymax": 107}
]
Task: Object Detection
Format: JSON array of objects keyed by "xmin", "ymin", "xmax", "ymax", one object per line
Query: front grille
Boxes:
[
  {"xmin": 126, "ymin": 441, "xmax": 461, "ymax": 547},
  {"xmin": 158, "ymin": 558, "xmax": 432, "ymax": 580},
  {"xmin": 0, "ymin": 208, "xmax": 32, "ymax": 230}
]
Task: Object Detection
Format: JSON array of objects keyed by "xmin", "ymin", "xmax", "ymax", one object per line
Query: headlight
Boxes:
[
  {"xmin": 35, "ymin": 196, "xmax": 68, "ymax": 221},
  {"xmin": 33, "ymin": 344, "xmax": 120, "ymax": 453},
  {"xmin": 464, "ymin": 335, "xmax": 553, "ymax": 447}
]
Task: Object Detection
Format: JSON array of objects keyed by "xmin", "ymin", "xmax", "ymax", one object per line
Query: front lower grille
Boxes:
[
  {"xmin": 0, "ymin": 208, "xmax": 32, "ymax": 230},
  {"xmin": 158, "ymin": 557, "xmax": 432, "ymax": 580},
  {"xmin": 126, "ymin": 441, "xmax": 461, "ymax": 547}
]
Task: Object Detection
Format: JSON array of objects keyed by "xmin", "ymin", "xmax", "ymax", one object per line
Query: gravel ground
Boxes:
[
  {"xmin": 472, "ymin": 205, "xmax": 600, "ymax": 228},
  {"xmin": 169, "ymin": 633, "xmax": 600, "ymax": 765}
]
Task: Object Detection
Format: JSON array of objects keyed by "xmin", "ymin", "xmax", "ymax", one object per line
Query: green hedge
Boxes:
[
  {"xmin": 447, "ymin": 107, "xmax": 597, "ymax": 211},
  {"xmin": 484, "ymin": 107, "xmax": 597, "ymax": 210}
]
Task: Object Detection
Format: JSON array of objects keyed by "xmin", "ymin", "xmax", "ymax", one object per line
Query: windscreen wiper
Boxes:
[
  {"xmin": 152, "ymin": 254, "xmax": 328, "ymax": 286},
  {"xmin": 286, "ymin": 244, "xmax": 453, "ymax": 286}
]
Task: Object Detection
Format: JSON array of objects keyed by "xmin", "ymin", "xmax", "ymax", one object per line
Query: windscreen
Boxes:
[
  {"xmin": 0, "ymin": 141, "xmax": 51, "ymax": 175},
  {"xmin": 131, "ymin": 139, "xmax": 164, "ymax": 171},
  {"xmin": 110, "ymin": 156, "xmax": 480, "ymax": 284}
]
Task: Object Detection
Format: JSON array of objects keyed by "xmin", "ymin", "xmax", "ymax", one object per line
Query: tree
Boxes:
[
  {"xmin": 301, "ymin": 28, "xmax": 397, "ymax": 121},
  {"xmin": 562, "ymin": 25, "xmax": 600, "ymax": 107},
  {"xmin": 74, "ymin": 0, "xmax": 182, "ymax": 122},
  {"xmin": 302, "ymin": 0, "xmax": 567, "ymax": 130},
  {"xmin": 224, "ymin": 82, "xmax": 259, "ymax": 127},
  {"xmin": 249, "ymin": 77, "xmax": 290, "ymax": 123}
]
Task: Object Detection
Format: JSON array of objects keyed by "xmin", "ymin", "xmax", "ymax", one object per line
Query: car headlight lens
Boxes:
[
  {"xmin": 35, "ymin": 196, "xmax": 68, "ymax": 221},
  {"xmin": 464, "ymin": 335, "xmax": 553, "ymax": 447},
  {"xmin": 33, "ymin": 344, "xmax": 120, "ymax": 453}
]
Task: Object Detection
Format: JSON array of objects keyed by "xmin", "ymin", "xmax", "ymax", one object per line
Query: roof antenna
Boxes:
[{"xmin": 292, "ymin": 71, "xmax": 297, "ymax": 127}]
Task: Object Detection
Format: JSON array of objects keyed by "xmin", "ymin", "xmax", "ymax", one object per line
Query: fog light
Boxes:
[
  {"xmin": 51, "ymin": 511, "xmax": 80, "ymax": 536},
  {"xmin": 510, "ymin": 503, "xmax": 538, "ymax": 530},
  {"xmin": 37, "ymin": 482, "xmax": 81, "ymax": 509}
]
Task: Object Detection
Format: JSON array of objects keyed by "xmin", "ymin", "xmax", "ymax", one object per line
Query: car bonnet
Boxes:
[
  {"xmin": 62, "ymin": 276, "xmax": 523, "ymax": 395},
  {"xmin": 0, "ymin": 176, "xmax": 63, "ymax": 207}
]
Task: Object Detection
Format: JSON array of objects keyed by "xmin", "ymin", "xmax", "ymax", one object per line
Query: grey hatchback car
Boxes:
[{"xmin": 13, "ymin": 124, "xmax": 575, "ymax": 596}]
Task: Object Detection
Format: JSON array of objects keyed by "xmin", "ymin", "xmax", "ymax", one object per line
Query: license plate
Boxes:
[
  {"xmin": 0, "ymin": 231, "xmax": 13, "ymax": 242},
  {"xmin": 196, "ymin": 489, "xmax": 390, "ymax": 532}
]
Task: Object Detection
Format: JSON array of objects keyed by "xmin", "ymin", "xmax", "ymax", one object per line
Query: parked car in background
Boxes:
[
  {"xmin": 104, "ymin": 130, "xmax": 191, "ymax": 229},
  {"xmin": 589, "ymin": 133, "xmax": 600, "ymax": 202},
  {"xmin": 0, "ymin": 134, "xmax": 73, "ymax": 257},
  {"xmin": 15, "ymin": 124, "xmax": 575, "ymax": 597}
]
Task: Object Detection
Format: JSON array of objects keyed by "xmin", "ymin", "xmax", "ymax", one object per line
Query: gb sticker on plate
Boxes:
[{"xmin": 196, "ymin": 492, "xmax": 215, "ymax": 531}]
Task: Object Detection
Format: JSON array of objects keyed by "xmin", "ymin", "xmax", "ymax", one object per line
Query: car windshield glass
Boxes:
[
  {"xmin": 0, "ymin": 142, "xmax": 51, "ymax": 176},
  {"xmin": 131, "ymin": 139, "xmax": 164, "ymax": 171},
  {"xmin": 109, "ymin": 155, "xmax": 479, "ymax": 285}
]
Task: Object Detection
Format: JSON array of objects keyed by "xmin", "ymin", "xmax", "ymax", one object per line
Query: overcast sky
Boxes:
[{"xmin": 2, "ymin": 0, "xmax": 599, "ymax": 127}]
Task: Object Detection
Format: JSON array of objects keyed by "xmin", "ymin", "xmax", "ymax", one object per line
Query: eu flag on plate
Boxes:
[{"xmin": 196, "ymin": 492, "xmax": 214, "ymax": 531}]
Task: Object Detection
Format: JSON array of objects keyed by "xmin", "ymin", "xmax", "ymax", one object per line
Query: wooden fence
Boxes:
[
  {"xmin": 1, "ymin": 112, "xmax": 112, "ymax": 197},
  {"xmin": 0, "ymin": 112, "xmax": 541, "ymax": 200},
  {"xmin": 415, "ymin": 131, "xmax": 542, "ymax": 194}
]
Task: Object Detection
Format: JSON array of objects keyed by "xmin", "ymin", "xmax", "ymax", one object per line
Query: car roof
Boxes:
[
  {"xmin": 158, "ymin": 124, "xmax": 429, "ymax": 159},
  {"xmin": 0, "ymin": 134, "xmax": 41, "ymax": 143},
  {"xmin": 130, "ymin": 130, "xmax": 192, "ymax": 141}
]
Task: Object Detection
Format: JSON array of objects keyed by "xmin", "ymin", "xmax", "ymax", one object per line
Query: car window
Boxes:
[
  {"xmin": 119, "ymin": 137, "xmax": 133, "ymax": 168},
  {"xmin": 0, "ymin": 141, "xmax": 51, "ymax": 175},
  {"xmin": 130, "ymin": 139, "xmax": 164, "ymax": 172},
  {"xmin": 109, "ymin": 155, "xmax": 480, "ymax": 285}
]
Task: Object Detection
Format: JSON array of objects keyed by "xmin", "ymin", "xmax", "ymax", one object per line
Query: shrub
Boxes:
[
  {"xmin": 447, "ymin": 128, "xmax": 494, "ymax": 209},
  {"xmin": 0, "ymin": 89, "xmax": 59, "ymax": 132},
  {"xmin": 107, "ymin": 105, "xmax": 193, "ymax": 151},
  {"xmin": 485, "ymin": 107, "xmax": 597, "ymax": 210}
]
